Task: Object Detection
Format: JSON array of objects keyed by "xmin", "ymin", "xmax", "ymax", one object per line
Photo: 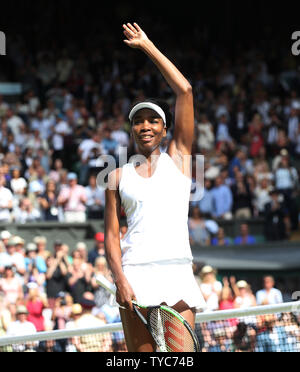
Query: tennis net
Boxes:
[{"xmin": 0, "ymin": 301, "xmax": 299, "ymax": 352}]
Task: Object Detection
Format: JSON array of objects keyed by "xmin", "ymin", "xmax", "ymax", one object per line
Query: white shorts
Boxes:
[{"xmin": 123, "ymin": 261, "xmax": 207, "ymax": 312}]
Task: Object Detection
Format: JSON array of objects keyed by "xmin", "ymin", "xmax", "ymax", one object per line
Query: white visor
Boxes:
[{"xmin": 129, "ymin": 102, "xmax": 167, "ymax": 128}]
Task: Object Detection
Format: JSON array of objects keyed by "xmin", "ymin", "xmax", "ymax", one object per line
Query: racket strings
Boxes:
[{"xmin": 148, "ymin": 308, "xmax": 197, "ymax": 352}]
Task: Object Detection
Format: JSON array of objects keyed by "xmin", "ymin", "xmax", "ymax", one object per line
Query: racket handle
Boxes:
[{"xmin": 132, "ymin": 301, "xmax": 148, "ymax": 326}]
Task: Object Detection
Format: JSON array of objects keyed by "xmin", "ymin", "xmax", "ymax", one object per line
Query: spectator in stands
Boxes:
[
  {"xmin": 247, "ymin": 113, "xmax": 264, "ymax": 158},
  {"xmin": 295, "ymin": 123, "xmax": 300, "ymax": 159},
  {"xmin": 231, "ymin": 172, "xmax": 253, "ymax": 219},
  {"xmin": 58, "ymin": 173, "xmax": 87, "ymax": 223},
  {"xmin": 232, "ymin": 322, "xmax": 257, "ymax": 352},
  {"xmin": 211, "ymin": 176, "xmax": 233, "ymax": 219},
  {"xmin": 234, "ymin": 280, "xmax": 257, "ymax": 309},
  {"xmin": 199, "ymin": 265, "xmax": 223, "ymax": 311},
  {"xmin": 48, "ymin": 158, "xmax": 65, "ymax": 184},
  {"xmin": 85, "ymin": 174, "xmax": 105, "ymax": 220},
  {"xmin": 33, "ymin": 236, "xmax": 51, "ymax": 261},
  {"xmin": 45, "ymin": 247, "xmax": 69, "ymax": 308},
  {"xmin": 234, "ymin": 224, "xmax": 256, "ymax": 245},
  {"xmin": 25, "ymin": 283, "xmax": 48, "ymax": 332},
  {"xmin": 0, "ymin": 174, "xmax": 13, "ymax": 223},
  {"xmin": 216, "ymin": 114, "xmax": 232, "ymax": 146},
  {"xmin": 192, "ymin": 179, "xmax": 214, "ymax": 217},
  {"xmin": 0, "ymin": 238, "xmax": 26, "ymax": 277},
  {"xmin": 188, "ymin": 206, "xmax": 211, "ymax": 246},
  {"xmin": 256, "ymin": 276, "xmax": 283, "ymax": 306},
  {"xmin": 25, "ymin": 243, "xmax": 47, "ymax": 274},
  {"xmin": 38, "ymin": 180, "xmax": 60, "ymax": 221},
  {"xmin": 278, "ymin": 313, "xmax": 300, "ymax": 352},
  {"xmin": 0, "ymin": 231, "xmax": 12, "ymax": 251},
  {"xmin": 51, "ymin": 292, "xmax": 73, "ymax": 352},
  {"xmin": 75, "ymin": 242, "xmax": 89, "ymax": 265},
  {"xmin": 65, "ymin": 303, "xmax": 83, "ymax": 330},
  {"xmin": 219, "ymin": 277, "xmax": 236, "ymax": 311},
  {"xmin": 111, "ymin": 115, "xmax": 130, "ymax": 149},
  {"xmin": 0, "ymin": 293, "xmax": 12, "ymax": 336},
  {"xmin": 71, "ymin": 298, "xmax": 113, "ymax": 352},
  {"xmin": 100, "ymin": 127, "xmax": 119, "ymax": 158},
  {"xmin": 264, "ymin": 190, "xmax": 288, "ymax": 241},
  {"xmin": 211, "ymin": 227, "xmax": 231, "ymax": 246},
  {"xmin": 255, "ymin": 314, "xmax": 281, "ymax": 352},
  {"xmin": 287, "ymin": 107, "xmax": 299, "ymax": 154},
  {"xmin": 0, "ymin": 266, "xmax": 24, "ymax": 304},
  {"xmin": 9, "ymin": 166, "xmax": 27, "ymax": 200},
  {"xmin": 13, "ymin": 197, "xmax": 41, "ymax": 224},
  {"xmin": 78, "ymin": 131, "xmax": 104, "ymax": 186},
  {"xmin": 5, "ymin": 108, "xmax": 25, "ymax": 138},
  {"xmin": 229, "ymin": 149, "xmax": 248, "ymax": 179},
  {"xmin": 274, "ymin": 156, "xmax": 299, "ymax": 231},
  {"xmin": 88, "ymin": 232, "xmax": 105, "ymax": 266},
  {"xmin": 51, "ymin": 114, "xmax": 71, "ymax": 165},
  {"xmin": 91, "ymin": 256, "xmax": 114, "ymax": 312},
  {"xmin": 253, "ymin": 178, "xmax": 273, "ymax": 216},
  {"xmin": 196, "ymin": 114, "xmax": 215, "ymax": 153},
  {"xmin": 67, "ymin": 257, "xmax": 93, "ymax": 303},
  {"xmin": 6, "ymin": 305, "xmax": 37, "ymax": 351}
]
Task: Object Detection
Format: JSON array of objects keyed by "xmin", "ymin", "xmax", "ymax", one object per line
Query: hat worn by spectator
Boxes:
[
  {"xmin": 26, "ymin": 243, "xmax": 37, "ymax": 252},
  {"xmin": 0, "ymin": 231, "xmax": 12, "ymax": 240},
  {"xmin": 280, "ymin": 149, "xmax": 289, "ymax": 157},
  {"xmin": 200, "ymin": 265, "xmax": 216, "ymax": 276},
  {"xmin": 237, "ymin": 280, "xmax": 248, "ymax": 289},
  {"xmin": 71, "ymin": 304, "xmax": 83, "ymax": 316},
  {"xmin": 7, "ymin": 237, "xmax": 17, "ymax": 247},
  {"xmin": 14, "ymin": 236, "xmax": 25, "ymax": 246},
  {"xmin": 95, "ymin": 232, "xmax": 105, "ymax": 242},
  {"xmin": 33, "ymin": 236, "xmax": 47, "ymax": 244},
  {"xmin": 16, "ymin": 305, "xmax": 29, "ymax": 315},
  {"xmin": 80, "ymin": 298, "xmax": 96, "ymax": 310},
  {"xmin": 76, "ymin": 242, "xmax": 87, "ymax": 250},
  {"xmin": 67, "ymin": 172, "xmax": 78, "ymax": 181}
]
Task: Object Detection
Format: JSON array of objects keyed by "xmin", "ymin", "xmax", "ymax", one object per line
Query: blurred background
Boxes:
[{"xmin": 0, "ymin": 0, "xmax": 300, "ymax": 340}]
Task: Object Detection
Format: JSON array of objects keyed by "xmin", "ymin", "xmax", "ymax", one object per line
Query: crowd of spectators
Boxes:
[
  {"xmin": 0, "ymin": 228, "xmax": 127, "ymax": 351},
  {"xmin": 0, "ymin": 25, "xmax": 299, "ymax": 239},
  {"xmin": 193, "ymin": 265, "xmax": 300, "ymax": 352},
  {"xmin": 0, "ymin": 230, "xmax": 298, "ymax": 353}
]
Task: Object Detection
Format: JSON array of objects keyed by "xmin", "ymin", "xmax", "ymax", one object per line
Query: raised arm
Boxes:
[{"xmin": 123, "ymin": 23, "xmax": 194, "ymax": 156}]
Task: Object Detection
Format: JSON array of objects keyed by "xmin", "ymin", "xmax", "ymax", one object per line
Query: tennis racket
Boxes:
[{"xmin": 96, "ymin": 274, "xmax": 200, "ymax": 352}]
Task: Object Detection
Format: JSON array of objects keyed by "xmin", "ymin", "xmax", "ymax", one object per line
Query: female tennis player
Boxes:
[{"xmin": 105, "ymin": 23, "xmax": 206, "ymax": 352}]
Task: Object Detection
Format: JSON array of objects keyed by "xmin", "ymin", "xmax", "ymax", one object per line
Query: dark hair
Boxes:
[{"xmin": 129, "ymin": 98, "xmax": 173, "ymax": 130}]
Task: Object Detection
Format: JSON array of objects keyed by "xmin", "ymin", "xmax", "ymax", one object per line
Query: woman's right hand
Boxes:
[
  {"xmin": 115, "ymin": 277, "xmax": 137, "ymax": 311},
  {"xmin": 123, "ymin": 23, "xmax": 150, "ymax": 50}
]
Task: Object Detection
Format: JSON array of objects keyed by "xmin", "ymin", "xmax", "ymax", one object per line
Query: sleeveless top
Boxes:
[{"xmin": 119, "ymin": 153, "xmax": 193, "ymax": 266}]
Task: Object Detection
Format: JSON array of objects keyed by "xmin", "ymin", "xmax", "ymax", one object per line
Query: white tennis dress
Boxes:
[{"xmin": 119, "ymin": 152, "xmax": 206, "ymax": 311}]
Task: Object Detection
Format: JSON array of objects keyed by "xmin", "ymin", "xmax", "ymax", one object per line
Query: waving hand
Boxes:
[{"xmin": 123, "ymin": 23, "xmax": 149, "ymax": 49}]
